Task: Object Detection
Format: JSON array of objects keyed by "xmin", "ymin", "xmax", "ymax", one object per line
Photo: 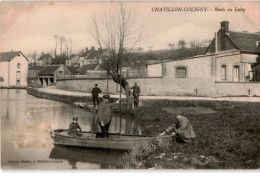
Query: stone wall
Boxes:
[
  {"xmin": 214, "ymin": 82, "xmax": 260, "ymax": 97},
  {"xmin": 56, "ymin": 78, "xmax": 260, "ymax": 97},
  {"xmin": 56, "ymin": 54, "xmax": 260, "ymax": 97},
  {"xmin": 56, "ymin": 76, "xmax": 216, "ymax": 97}
]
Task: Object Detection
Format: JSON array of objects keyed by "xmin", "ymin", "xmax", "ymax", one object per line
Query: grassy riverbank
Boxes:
[
  {"xmin": 27, "ymin": 88, "xmax": 119, "ymax": 105},
  {"xmin": 27, "ymin": 88, "xmax": 259, "ymax": 169},
  {"xmin": 122, "ymin": 100, "xmax": 260, "ymax": 169}
]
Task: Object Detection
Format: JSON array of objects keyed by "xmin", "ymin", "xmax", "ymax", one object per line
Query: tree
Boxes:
[
  {"xmin": 59, "ymin": 36, "xmax": 66, "ymax": 58},
  {"xmin": 54, "ymin": 35, "xmax": 59, "ymax": 57},
  {"xmin": 190, "ymin": 39, "xmax": 211, "ymax": 50},
  {"xmin": 91, "ymin": 3, "xmax": 143, "ymax": 100},
  {"xmin": 136, "ymin": 47, "xmax": 144, "ymax": 53},
  {"xmin": 168, "ymin": 43, "xmax": 175, "ymax": 50},
  {"xmin": 177, "ymin": 39, "xmax": 186, "ymax": 49},
  {"xmin": 29, "ymin": 51, "xmax": 37, "ymax": 64},
  {"xmin": 54, "ymin": 35, "xmax": 72, "ymax": 63}
]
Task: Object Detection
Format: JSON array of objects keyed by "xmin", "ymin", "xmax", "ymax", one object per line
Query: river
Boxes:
[{"xmin": 1, "ymin": 89, "xmax": 141, "ymax": 169}]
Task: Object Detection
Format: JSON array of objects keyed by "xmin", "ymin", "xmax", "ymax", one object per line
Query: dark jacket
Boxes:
[
  {"xmin": 98, "ymin": 101, "xmax": 117, "ymax": 125},
  {"xmin": 68, "ymin": 122, "xmax": 82, "ymax": 136},
  {"xmin": 131, "ymin": 85, "xmax": 140, "ymax": 95},
  {"xmin": 92, "ymin": 87, "xmax": 101, "ymax": 97}
]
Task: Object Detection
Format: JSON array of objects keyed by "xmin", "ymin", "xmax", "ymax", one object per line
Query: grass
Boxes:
[{"xmin": 121, "ymin": 100, "xmax": 260, "ymax": 169}]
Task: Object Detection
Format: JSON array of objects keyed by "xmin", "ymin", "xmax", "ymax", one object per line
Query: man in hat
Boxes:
[
  {"xmin": 97, "ymin": 94, "xmax": 120, "ymax": 138},
  {"xmin": 68, "ymin": 117, "xmax": 82, "ymax": 137},
  {"xmin": 159, "ymin": 114, "xmax": 195, "ymax": 143},
  {"xmin": 92, "ymin": 84, "xmax": 102, "ymax": 107},
  {"xmin": 130, "ymin": 82, "xmax": 140, "ymax": 107}
]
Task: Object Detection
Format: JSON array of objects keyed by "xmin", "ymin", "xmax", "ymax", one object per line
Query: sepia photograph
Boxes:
[{"xmin": 0, "ymin": 1, "xmax": 259, "ymax": 170}]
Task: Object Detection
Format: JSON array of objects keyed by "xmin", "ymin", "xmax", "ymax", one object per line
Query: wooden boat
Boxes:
[{"xmin": 50, "ymin": 129, "xmax": 174, "ymax": 150}]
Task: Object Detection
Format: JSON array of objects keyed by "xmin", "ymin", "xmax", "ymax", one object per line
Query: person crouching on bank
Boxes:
[
  {"xmin": 97, "ymin": 94, "xmax": 120, "ymax": 138},
  {"xmin": 159, "ymin": 114, "xmax": 195, "ymax": 143}
]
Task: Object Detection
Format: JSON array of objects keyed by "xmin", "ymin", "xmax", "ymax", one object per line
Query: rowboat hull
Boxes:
[{"xmin": 50, "ymin": 129, "xmax": 173, "ymax": 150}]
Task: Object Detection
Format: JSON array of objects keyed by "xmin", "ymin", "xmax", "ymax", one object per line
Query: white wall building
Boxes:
[{"xmin": 0, "ymin": 51, "xmax": 29, "ymax": 88}]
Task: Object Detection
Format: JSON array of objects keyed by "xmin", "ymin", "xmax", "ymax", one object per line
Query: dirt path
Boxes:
[{"xmin": 37, "ymin": 87, "xmax": 260, "ymax": 102}]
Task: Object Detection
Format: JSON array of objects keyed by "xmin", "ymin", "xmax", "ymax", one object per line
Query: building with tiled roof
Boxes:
[
  {"xmin": 205, "ymin": 21, "xmax": 260, "ymax": 54},
  {"xmin": 204, "ymin": 21, "xmax": 260, "ymax": 82},
  {"xmin": 0, "ymin": 51, "xmax": 28, "ymax": 88},
  {"xmin": 36, "ymin": 52, "xmax": 53, "ymax": 66},
  {"xmin": 66, "ymin": 66, "xmax": 79, "ymax": 75},
  {"xmin": 78, "ymin": 64, "xmax": 99, "ymax": 75},
  {"xmin": 38, "ymin": 65, "xmax": 71, "ymax": 87}
]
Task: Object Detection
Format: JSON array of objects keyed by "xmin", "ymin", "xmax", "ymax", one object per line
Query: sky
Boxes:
[{"xmin": 0, "ymin": 1, "xmax": 259, "ymax": 56}]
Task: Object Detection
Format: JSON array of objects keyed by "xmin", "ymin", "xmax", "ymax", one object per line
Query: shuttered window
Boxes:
[
  {"xmin": 176, "ymin": 67, "xmax": 187, "ymax": 78},
  {"xmin": 221, "ymin": 65, "xmax": 226, "ymax": 80},
  {"xmin": 16, "ymin": 71, "xmax": 21, "ymax": 79}
]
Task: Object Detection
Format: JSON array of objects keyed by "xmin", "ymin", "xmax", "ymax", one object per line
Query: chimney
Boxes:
[
  {"xmin": 11, "ymin": 50, "xmax": 13, "ymax": 52},
  {"xmin": 220, "ymin": 21, "xmax": 229, "ymax": 33},
  {"xmin": 91, "ymin": 46, "xmax": 95, "ymax": 51},
  {"xmin": 86, "ymin": 47, "xmax": 88, "ymax": 52},
  {"xmin": 42, "ymin": 52, "xmax": 44, "ymax": 56},
  {"xmin": 220, "ymin": 21, "xmax": 229, "ymax": 51}
]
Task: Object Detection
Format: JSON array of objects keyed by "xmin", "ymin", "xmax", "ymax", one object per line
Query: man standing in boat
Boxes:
[
  {"xmin": 131, "ymin": 82, "xmax": 140, "ymax": 108},
  {"xmin": 92, "ymin": 84, "xmax": 102, "ymax": 108},
  {"xmin": 97, "ymin": 94, "xmax": 120, "ymax": 138},
  {"xmin": 68, "ymin": 117, "xmax": 82, "ymax": 137}
]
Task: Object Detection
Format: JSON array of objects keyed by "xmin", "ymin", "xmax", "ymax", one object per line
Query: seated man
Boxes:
[
  {"xmin": 159, "ymin": 114, "xmax": 195, "ymax": 143},
  {"xmin": 67, "ymin": 117, "xmax": 82, "ymax": 137}
]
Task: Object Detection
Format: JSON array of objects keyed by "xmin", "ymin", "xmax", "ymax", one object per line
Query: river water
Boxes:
[{"xmin": 1, "ymin": 89, "xmax": 141, "ymax": 169}]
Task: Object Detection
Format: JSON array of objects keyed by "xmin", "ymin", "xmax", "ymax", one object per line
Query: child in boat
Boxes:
[
  {"xmin": 97, "ymin": 94, "xmax": 120, "ymax": 138},
  {"xmin": 159, "ymin": 114, "xmax": 195, "ymax": 143},
  {"xmin": 68, "ymin": 117, "xmax": 82, "ymax": 137}
]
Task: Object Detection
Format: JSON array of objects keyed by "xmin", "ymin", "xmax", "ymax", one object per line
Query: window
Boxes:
[
  {"xmin": 16, "ymin": 71, "xmax": 21, "ymax": 79},
  {"xmin": 221, "ymin": 65, "xmax": 226, "ymax": 80},
  {"xmin": 176, "ymin": 67, "xmax": 187, "ymax": 78},
  {"xmin": 17, "ymin": 63, "xmax": 21, "ymax": 69}
]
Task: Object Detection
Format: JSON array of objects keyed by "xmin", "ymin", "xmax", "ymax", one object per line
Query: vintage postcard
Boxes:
[{"xmin": 0, "ymin": 1, "xmax": 259, "ymax": 170}]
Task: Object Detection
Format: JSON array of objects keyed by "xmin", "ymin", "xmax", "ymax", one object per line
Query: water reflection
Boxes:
[
  {"xmin": 90, "ymin": 110, "xmax": 142, "ymax": 135},
  {"xmin": 1, "ymin": 89, "xmax": 141, "ymax": 169},
  {"xmin": 49, "ymin": 146, "xmax": 124, "ymax": 169}
]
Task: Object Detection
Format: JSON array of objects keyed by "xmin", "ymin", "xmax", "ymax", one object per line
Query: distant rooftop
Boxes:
[
  {"xmin": 227, "ymin": 31, "xmax": 260, "ymax": 53},
  {"xmin": 38, "ymin": 65, "xmax": 60, "ymax": 75},
  {"xmin": 0, "ymin": 51, "xmax": 26, "ymax": 62},
  {"xmin": 37, "ymin": 53, "xmax": 52, "ymax": 61}
]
